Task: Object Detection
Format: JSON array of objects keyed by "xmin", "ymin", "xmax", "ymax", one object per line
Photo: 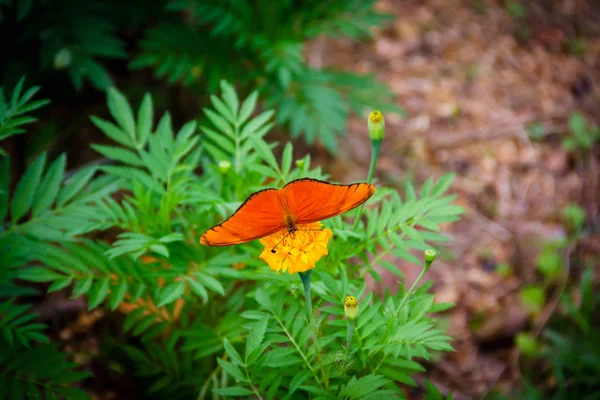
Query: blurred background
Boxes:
[{"xmin": 1, "ymin": 0, "xmax": 599, "ymax": 398}]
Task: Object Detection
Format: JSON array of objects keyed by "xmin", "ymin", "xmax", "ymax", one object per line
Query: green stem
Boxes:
[
  {"xmin": 373, "ymin": 266, "xmax": 429, "ymax": 373},
  {"xmin": 352, "ymin": 139, "xmax": 381, "ymax": 231},
  {"xmin": 366, "ymin": 139, "xmax": 381, "ymax": 185},
  {"xmin": 336, "ymin": 319, "xmax": 356, "ymax": 396},
  {"xmin": 298, "ymin": 270, "xmax": 328, "ymax": 389},
  {"xmin": 394, "ymin": 266, "xmax": 428, "ymax": 317},
  {"xmin": 344, "ymin": 319, "xmax": 356, "ymax": 364}
]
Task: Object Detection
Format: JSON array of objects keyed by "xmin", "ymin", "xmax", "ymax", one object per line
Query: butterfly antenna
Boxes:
[{"xmin": 271, "ymin": 232, "xmax": 292, "ymax": 253}]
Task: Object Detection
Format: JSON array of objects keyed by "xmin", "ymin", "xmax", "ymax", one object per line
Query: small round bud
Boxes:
[
  {"xmin": 368, "ymin": 110, "xmax": 385, "ymax": 141},
  {"xmin": 54, "ymin": 48, "xmax": 72, "ymax": 69},
  {"xmin": 191, "ymin": 65, "xmax": 202, "ymax": 78},
  {"xmin": 344, "ymin": 295, "xmax": 359, "ymax": 321},
  {"xmin": 295, "ymin": 159, "xmax": 305, "ymax": 168},
  {"xmin": 424, "ymin": 249, "xmax": 437, "ymax": 271},
  {"xmin": 218, "ymin": 160, "xmax": 231, "ymax": 174}
]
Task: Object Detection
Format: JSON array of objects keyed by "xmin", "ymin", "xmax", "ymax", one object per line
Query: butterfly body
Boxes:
[{"xmin": 200, "ymin": 178, "xmax": 375, "ymax": 247}]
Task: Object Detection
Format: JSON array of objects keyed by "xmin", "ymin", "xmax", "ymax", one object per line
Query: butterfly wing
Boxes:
[
  {"xmin": 200, "ymin": 188, "xmax": 285, "ymax": 246},
  {"xmin": 281, "ymin": 178, "xmax": 375, "ymax": 224}
]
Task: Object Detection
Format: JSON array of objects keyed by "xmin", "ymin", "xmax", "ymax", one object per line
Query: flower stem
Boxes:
[
  {"xmin": 394, "ymin": 266, "xmax": 427, "ymax": 317},
  {"xmin": 298, "ymin": 270, "xmax": 329, "ymax": 389},
  {"xmin": 366, "ymin": 139, "xmax": 382, "ymax": 186},
  {"xmin": 344, "ymin": 319, "xmax": 356, "ymax": 367},
  {"xmin": 352, "ymin": 139, "xmax": 382, "ymax": 231}
]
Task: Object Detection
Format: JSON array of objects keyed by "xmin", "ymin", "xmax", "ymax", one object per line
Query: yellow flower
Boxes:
[{"xmin": 259, "ymin": 222, "xmax": 332, "ymax": 274}]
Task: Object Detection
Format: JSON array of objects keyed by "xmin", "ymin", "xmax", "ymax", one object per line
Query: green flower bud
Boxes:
[
  {"xmin": 344, "ymin": 295, "xmax": 359, "ymax": 321},
  {"xmin": 295, "ymin": 159, "xmax": 305, "ymax": 168},
  {"xmin": 424, "ymin": 249, "xmax": 437, "ymax": 271},
  {"xmin": 54, "ymin": 48, "xmax": 72, "ymax": 69},
  {"xmin": 218, "ymin": 160, "xmax": 231, "ymax": 174},
  {"xmin": 368, "ymin": 110, "xmax": 385, "ymax": 141}
]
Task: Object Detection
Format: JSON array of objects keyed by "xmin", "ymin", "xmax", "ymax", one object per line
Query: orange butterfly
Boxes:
[{"xmin": 200, "ymin": 178, "xmax": 375, "ymax": 247}]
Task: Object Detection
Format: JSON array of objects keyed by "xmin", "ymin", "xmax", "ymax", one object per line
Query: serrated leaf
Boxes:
[
  {"xmin": 109, "ymin": 280, "xmax": 128, "ymax": 310},
  {"xmin": 107, "ymin": 88, "xmax": 136, "ymax": 141},
  {"xmin": 32, "ymin": 154, "xmax": 66, "ymax": 217},
  {"xmin": 88, "ymin": 278, "xmax": 110, "ymax": 310},
  {"xmin": 17, "ymin": 267, "xmax": 62, "ymax": 282},
  {"xmin": 432, "ymin": 173, "xmax": 455, "ymax": 196},
  {"xmin": 281, "ymin": 142, "xmax": 293, "ymax": 178},
  {"xmin": 47, "ymin": 277, "xmax": 73, "ymax": 293},
  {"xmin": 245, "ymin": 315, "xmax": 269, "ymax": 363},
  {"xmin": 136, "ymin": 93, "xmax": 153, "ymax": 148},
  {"xmin": 249, "ymin": 135, "xmax": 279, "ymax": 172},
  {"xmin": 195, "ymin": 273, "xmax": 224, "ymax": 296},
  {"xmin": 92, "ymin": 144, "xmax": 144, "ymax": 166},
  {"xmin": 220, "ymin": 80, "xmax": 239, "ymax": 118},
  {"xmin": 0, "ymin": 155, "xmax": 9, "ymax": 222},
  {"xmin": 90, "ymin": 116, "xmax": 135, "ymax": 148},
  {"xmin": 238, "ymin": 91, "xmax": 257, "ymax": 125},
  {"xmin": 72, "ymin": 276, "xmax": 93, "ymax": 298},
  {"xmin": 157, "ymin": 281, "xmax": 185, "ymax": 307},
  {"xmin": 223, "ymin": 337, "xmax": 244, "ymax": 366},
  {"xmin": 11, "ymin": 153, "xmax": 46, "ymax": 223},
  {"xmin": 56, "ymin": 166, "xmax": 97, "ymax": 207},
  {"xmin": 217, "ymin": 358, "xmax": 247, "ymax": 382},
  {"xmin": 187, "ymin": 277, "xmax": 208, "ymax": 302}
]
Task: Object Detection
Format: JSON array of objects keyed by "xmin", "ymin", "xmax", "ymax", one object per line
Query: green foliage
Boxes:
[
  {"xmin": 520, "ymin": 268, "xmax": 600, "ymax": 399},
  {"xmin": 0, "ymin": 77, "xmax": 49, "ymax": 151},
  {"xmin": 563, "ymin": 112, "xmax": 600, "ymax": 153},
  {"xmin": 519, "ymin": 285, "xmax": 546, "ymax": 315},
  {"xmin": 0, "ymin": 341, "xmax": 91, "ymax": 400},
  {"xmin": 1, "ymin": 0, "xmax": 400, "ymax": 152},
  {"xmin": 0, "ymin": 82, "xmax": 462, "ymax": 399}
]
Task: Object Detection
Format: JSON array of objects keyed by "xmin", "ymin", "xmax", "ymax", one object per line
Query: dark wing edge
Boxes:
[{"xmin": 199, "ymin": 187, "xmax": 283, "ymax": 246}]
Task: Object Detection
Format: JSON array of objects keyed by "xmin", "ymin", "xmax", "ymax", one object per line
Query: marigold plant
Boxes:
[{"xmin": 0, "ymin": 78, "xmax": 463, "ymax": 399}]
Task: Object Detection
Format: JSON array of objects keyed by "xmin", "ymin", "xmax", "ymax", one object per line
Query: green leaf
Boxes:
[
  {"xmin": 220, "ymin": 81, "xmax": 239, "ymax": 118},
  {"xmin": 18, "ymin": 267, "xmax": 62, "ymax": 282},
  {"xmin": 432, "ymin": 173, "xmax": 455, "ymax": 196},
  {"xmin": 109, "ymin": 280, "xmax": 128, "ymax": 310},
  {"xmin": 157, "ymin": 281, "xmax": 185, "ymax": 307},
  {"xmin": 72, "ymin": 276, "xmax": 94, "ymax": 298},
  {"xmin": 238, "ymin": 91, "xmax": 258, "ymax": 125},
  {"xmin": 245, "ymin": 315, "xmax": 269, "ymax": 363},
  {"xmin": 88, "ymin": 278, "xmax": 110, "ymax": 310},
  {"xmin": 107, "ymin": 88, "xmax": 136, "ymax": 141},
  {"xmin": 212, "ymin": 387, "xmax": 253, "ymax": 396},
  {"xmin": 187, "ymin": 277, "xmax": 208, "ymax": 302},
  {"xmin": 32, "ymin": 154, "xmax": 66, "ymax": 217},
  {"xmin": 249, "ymin": 135, "xmax": 279, "ymax": 172},
  {"xmin": 136, "ymin": 93, "xmax": 153, "ymax": 148},
  {"xmin": 11, "ymin": 153, "xmax": 46, "ymax": 223},
  {"xmin": 92, "ymin": 145, "xmax": 144, "ymax": 166},
  {"xmin": 255, "ymin": 288, "xmax": 274, "ymax": 312},
  {"xmin": 223, "ymin": 337, "xmax": 244, "ymax": 366},
  {"xmin": 90, "ymin": 116, "xmax": 135, "ymax": 148},
  {"xmin": 0, "ymin": 155, "xmax": 9, "ymax": 222},
  {"xmin": 281, "ymin": 142, "xmax": 293, "ymax": 178},
  {"xmin": 56, "ymin": 166, "xmax": 97, "ymax": 207},
  {"xmin": 195, "ymin": 273, "xmax": 224, "ymax": 296},
  {"xmin": 47, "ymin": 277, "xmax": 73, "ymax": 293},
  {"xmin": 217, "ymin": 359, "xmax": 247, "ymax": 382}
]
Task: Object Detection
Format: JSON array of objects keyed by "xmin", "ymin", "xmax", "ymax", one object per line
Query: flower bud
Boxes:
[
  {"xmin": 424, "ymin": 249, "xmax": 436, "ymax": 271},
  {"xmin": 368, "ymin": 110, "xmax": 385, "ymax": 141},
  {"xmin": 295, "ymin": 159, "xmax": 305, "ymax": 168},
  {"xmin": 344, "ymin": 295, "xmax": 359, "ymax": 321},
  {"xmin": 218, "ymin": 160, "xmax": 231, "ymax": 174},
  {"xmin": 54, "ymin": 48, "xmax": 72, "ymax": 69}
]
